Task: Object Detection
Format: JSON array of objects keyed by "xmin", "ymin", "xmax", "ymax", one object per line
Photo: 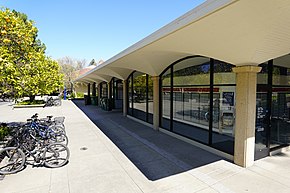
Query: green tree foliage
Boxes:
[
  {"xmin": 132, "ymin": 74, "xmax": 153, "ymax": 102},
  {"xmin": 0, "ymin": 8, "xmax": 63, "ymax": 101}
]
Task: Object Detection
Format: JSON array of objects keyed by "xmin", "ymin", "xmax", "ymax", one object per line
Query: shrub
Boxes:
[
  {"xmin": 76, "ymin": 92, "xmax": 84, "ymax": 98},
  {"xmin": 0, "ymin": 125, "xmax": 10, "ymax": 141}
]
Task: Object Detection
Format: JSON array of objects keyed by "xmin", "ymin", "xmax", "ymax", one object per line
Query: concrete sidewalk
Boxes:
[{"xmin": 0, "ymin": 100, "xmax": 289, "ymax": 193}]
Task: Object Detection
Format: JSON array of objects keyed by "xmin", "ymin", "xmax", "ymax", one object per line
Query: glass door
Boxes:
[
  {"xmin": 255, "ymin": 91, "xmax": 270, "ymax": 160},
  {"xmin": 270, "ymin": 91, "xmax": 290, "ymax": 149}
]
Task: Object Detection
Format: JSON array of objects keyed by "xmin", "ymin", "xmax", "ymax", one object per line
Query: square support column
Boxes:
[
  {"xmin": 152, "ymin": 76, "xmax": 160, "ymax": 131},
  {"xmin": 91, "ymin": 82, "xmax": 97, "ymax": 105},
  {"xmin": 98, "ymin": 84, "xmax": 101, "ymax": 107},
  {"xmin": 107, "ymin": 82, "xmax": 111, "ymax": 100},
  {"xmin": 86, "ymin": 83, "xmax": 91, "ymax": 105},
  {"xmin": 92, "ymin": 82, "xmax": 96, "ymax": 96},
  {"xmin": 87, "ymin": 83, "xmax": 91, "ymax": 97},
  {"xmin": 123, "ymin": 80, "xmax": 128, "ymax": 117},
  {"xmin": 233, "ymin": 66, "xmax": 261, "ymax": 167}
]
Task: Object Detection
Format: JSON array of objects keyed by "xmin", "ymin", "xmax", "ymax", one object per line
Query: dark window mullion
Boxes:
[
  {"xmin": 146, "ymin": 74, "xmax": 149, "ymax": 122},
  {"xmin": 267, "ymin": 60, "xmax": 273, "ymax": 149},
  {"xmin": 170, "ymin": 66, "xmax": 174, "ymax": 132},
  {"xmin": 131, "ymin": 74, "xmax": 134, "ymax": 116},
  {"xmin": 209, "ymin": 58, "xmax": 214, "ymax": 145},
  {"xmin": 159, "ymin": 75, "xmax": 162, "ymax": 128},
  {"xmin": 100, "ymin": 83, "xmax": 102, "ymax": 98},
  {"xmin": 126, "ymin": 79, "xmax": 129, "ymax": 114},
  {"xmin": 182, "ymin": 92, "xmax": 185, "ymax": 119}
]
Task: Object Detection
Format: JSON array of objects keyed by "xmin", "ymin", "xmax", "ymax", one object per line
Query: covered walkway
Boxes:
[
  {"xmin": 0, "ymin": 101, "xmax": 290, "ymax": 193},
  {"xmin": 0, "ymin": 100, "xmax": 290, "ymax": 192},
  {"xmin": 72, "ymin": 99, "xmax": 227, "ymax": 181}
]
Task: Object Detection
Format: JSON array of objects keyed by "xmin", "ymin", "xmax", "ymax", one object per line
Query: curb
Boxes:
[{"xmin": 13, "ymin": 104, "xmax": 45, "ymax": 108}]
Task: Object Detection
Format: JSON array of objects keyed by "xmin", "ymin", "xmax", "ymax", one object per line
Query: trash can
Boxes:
[
  {"xmin": 100, "ymin": 98, "xmax": 112, "ymax": 111},
  {"xmin": 84, "ymin": 95, "xmax": 91, "ymax": 105},
  {"xmin": 106, "ymin": 98, "xmax": 112, "ymax": 111},
  {"xmin": 91, "ymin": 96, "xmax": 98, "ymax": 106}
]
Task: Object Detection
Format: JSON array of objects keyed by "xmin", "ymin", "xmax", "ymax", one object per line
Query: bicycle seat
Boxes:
[{"xmin": 31, "ymin": 113, "xmax": 38, "ymax": 119}]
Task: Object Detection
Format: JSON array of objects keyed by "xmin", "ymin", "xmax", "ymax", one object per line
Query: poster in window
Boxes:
[{"xmin": 222, "ymin": 92, "xmax": 234, "ymax": 106}]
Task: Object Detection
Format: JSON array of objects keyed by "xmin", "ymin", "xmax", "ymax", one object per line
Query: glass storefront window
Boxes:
[
  {"xmin": 213, "ymin": 61, "xmax": 236, "ymax": 84},
  {"xmin": 256, "ymin": 55, "xmax": 290, "ymax": 157},
  {"xmin": 160, "ymin": 56, "xmax": 236, "ymax": 154},
  {"xmin": 171, "ymin": 57, "xmax": 210, "ymax": 144},
  {"xmin": 161, "ymin": 70, "xmax": 171, "ymax": 130},
  {"xmin": 101, "ymin": 82, "xmax": 108, "ymax": 98},
  {"xmin": 132, "ymin": 72, "xmax": 147, "ymax": 121},
  {"xmin": 270, "ymin": 91, "xmax": 290, "ymax": 148},
  {"xmin": 128, "ymin": 76, "xmax": 133, "ymax": 115},
  {"xmin": 173, "ymin": 57, "xmax": 210, "ymax": 86},
  {"xmin": 111, "ymin": 79, "xmax": 123, "ymax": 109},
  {"xmin": 116, "ymin": 80, "xmax": 123, "ymax": 100},
  {"xmin": 271, "ymin": 56, "xmax": 290, "ymax": 148},
  {"xmin": 273, "ymin": 66, "xmax": 290, "ymax": 86},
  {"xmin": 127, "ymin": 72, "xmax": 153, "ymax": 123},
  {"xmin": 211, "ymin": 61, "xmax": 235, "ymax": 154},
  {"xmin": 148, "ymin": 75, "xmax": 153, "ymax": 124},
  {"xmin": 257, "ymin": 63, "xmax": 268, "ymax": 84},
  {"xmin": 211, "ymin": 86, "xmax": 235, "ymax": 154}
]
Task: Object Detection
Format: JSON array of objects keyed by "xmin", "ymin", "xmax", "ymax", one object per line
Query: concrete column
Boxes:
[
  {"xmin": 152, "ymin": 76, "xmax": 160, "ymax": 131},
  {"xmin": 107, "ymin": 82, "xmax": 111, "ymax": 99},
  {"xmin": 87, "ymin": 83, "xmax": 91, "ymax": 97},
  {"xmin": 87, "ymin": 83, "xmax": 91, "ymax": 105},
  {"xmin": 92, "ymin": 82, "xmax": 96, "ymax": 96},
  {"xmin": 233, "ymin": 66, "xmax": 261, "ymax": 167},
  {"xmin": 98, "ymin": 84, "xmax": 101, "ymax": 107},
  {"xmin": 122, "ymin": 80, "xmax": 128, "ymax": 117}
]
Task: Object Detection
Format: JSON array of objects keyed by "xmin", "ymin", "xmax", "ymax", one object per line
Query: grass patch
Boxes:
[
  {"xmin": 16, "ymin": 100, "xmax": 45, "ymax": 105},
  {"xmin": 70, "ymin": 92, "xmax": 84, "ymax": 99}
]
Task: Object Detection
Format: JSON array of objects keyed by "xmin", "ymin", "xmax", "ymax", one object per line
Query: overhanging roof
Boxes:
[{"xmin": 75, "ymin": 0, "xmax": 290, "ymax": 84}]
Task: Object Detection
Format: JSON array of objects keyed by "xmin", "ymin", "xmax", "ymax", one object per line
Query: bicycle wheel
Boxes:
[
  {"xmin": 55, "ymin": 122, "xmax": 65, "ymax": 130},
  {"xmin": 53, "ymin": 99, "xmax": 61, "ymax": 106},
  {"xmin": 49, "ymin": 125, "xmax": 66, "ymax": 135},
  {"xmin": 49, "ymin": 133, "xmax": 68, "ymax": 146},
  {"xmin": 44, "ymin": 143, "xmax": 70, "ymax": 168},
  {"xmin": 0, "ymin": 147, "xmax": 26, "ymax": 175}
]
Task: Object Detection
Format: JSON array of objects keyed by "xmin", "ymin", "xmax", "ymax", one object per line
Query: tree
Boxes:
[
  {"xmin": 57, "ymin": 56, "xmax": 87, "ymax": 91},
  {"xmin": 0, "ymin": 8, "xmax": 63, "ymax": 101}
]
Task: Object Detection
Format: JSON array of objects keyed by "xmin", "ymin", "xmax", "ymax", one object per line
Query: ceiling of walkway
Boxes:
[{"xmin": 75, "ymin": 0, "xmax": 290, "ymax": 84}]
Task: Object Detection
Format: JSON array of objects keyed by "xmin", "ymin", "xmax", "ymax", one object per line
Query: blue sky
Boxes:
[{"xmin": 0, "ymin": 0, "xmax": 205, "ymax": 64}]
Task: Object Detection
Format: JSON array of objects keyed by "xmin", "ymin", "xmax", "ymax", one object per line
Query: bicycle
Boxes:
[
  {"xmin": 44, "ymin": 96, "xmax": 61, "ymax": 107},
  {"xmin": 39, "ymin": 115, "xmax": 66, "ymax": 132},
  {"xmin": 25, "ymin": 114, "xmax": 68, "ymax": 146},
  {"xmin": 0, "ymin": 127, "xmax": 70, "ymax": 175}
]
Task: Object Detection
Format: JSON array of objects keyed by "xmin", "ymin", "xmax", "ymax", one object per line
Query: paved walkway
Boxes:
[{"xmin": 0, "ymin": 100, "xmax": 290, "ymax": 193}]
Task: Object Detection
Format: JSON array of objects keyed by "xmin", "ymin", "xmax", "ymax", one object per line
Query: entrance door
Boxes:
[
  {"xmin": 270, "ymin": 91, "xmax": 290, "ymax": 149},
  {"xmin": 255, "ymin": 92, "xmax": 270, "ymax": 160}
]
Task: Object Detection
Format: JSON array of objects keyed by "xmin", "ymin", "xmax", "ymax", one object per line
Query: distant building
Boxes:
[{"xmin": 73, "ymin": 63, "xmax": 96, "ymax": 94}]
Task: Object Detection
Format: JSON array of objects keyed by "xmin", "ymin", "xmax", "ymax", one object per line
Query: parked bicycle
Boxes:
[
  {"xmin": 23, "ymin": 114, "xmax": 68, "ymax": 146},
  {"xmin": 44, "ymin": 96, "xmax": 61, "ymax": 107},
  {"xmin": 0, "ymin": 126, "xmax": 69, "ymax": 175},
  {"xmin": 39, "ymin": 115, "xmax": 66, "ymax": 130},
  {"xmin": 0, "ymin": 93, "xmax": 13, "ymax": 102},
  {"xmin": 0, "ymin": 114, "xmax": 69, "ymax": 175}
]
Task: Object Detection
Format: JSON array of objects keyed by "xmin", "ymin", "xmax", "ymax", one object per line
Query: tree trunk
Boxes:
[{"xmin": 29, "ymin": 95, "xmax": 35, "ymax": 103}]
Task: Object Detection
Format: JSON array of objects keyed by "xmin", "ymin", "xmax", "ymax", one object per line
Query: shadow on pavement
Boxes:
[{"xmin": 72, "ymin": 99, "xmax": 230, "ymax": 181}]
